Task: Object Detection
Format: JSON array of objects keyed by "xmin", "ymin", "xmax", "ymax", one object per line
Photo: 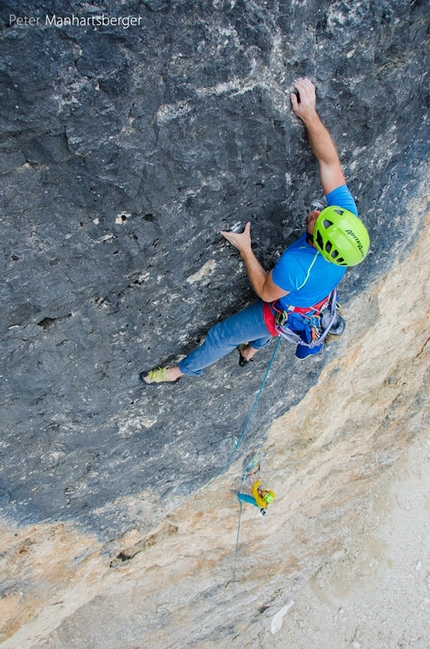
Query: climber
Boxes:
[
  {"xmin": 237, "ymin": 479, "xmax": 275, "ymax": 515},
  {"xmin": 140, "ymin": 77, "xmax": 369, "ymax": 385}
]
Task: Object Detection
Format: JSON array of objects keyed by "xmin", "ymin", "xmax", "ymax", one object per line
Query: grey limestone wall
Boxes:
[{"xmin": 0, "ymin": 0, "xmax": 428, "ymax": 538}]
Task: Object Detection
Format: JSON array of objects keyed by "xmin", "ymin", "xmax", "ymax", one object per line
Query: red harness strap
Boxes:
[
  {"xmin": 263, "ymin": 296, "xmax": 330, "ymax": 337},
  {"xmin": 263, "ymin": 302, "xmax": 278, "ymax": 336}
]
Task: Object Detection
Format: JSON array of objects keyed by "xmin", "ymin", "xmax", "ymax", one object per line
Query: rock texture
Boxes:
[
  {"xmin": 0, "ymin": 0, "xmax": 429, "ymax": 646},
  {"xmin": 265, "ymin": 424, "xmax": 430, "ymax": 648}
]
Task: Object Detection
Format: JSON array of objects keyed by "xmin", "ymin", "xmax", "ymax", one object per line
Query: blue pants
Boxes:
[
  {"xmin": 178, "ymin": 301, "xmax": 272, "ymax": 376},
  {"xmin": 237, "ymin": 492, "xmax": 259, "ymax": 508}
]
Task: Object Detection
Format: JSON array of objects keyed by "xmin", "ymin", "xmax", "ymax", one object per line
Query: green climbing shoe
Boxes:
[{"xmin": 139, "ymin": 367, "xmax": 180, "ymax": 385}]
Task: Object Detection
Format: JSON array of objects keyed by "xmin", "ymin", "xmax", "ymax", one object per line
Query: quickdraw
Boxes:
[{"xmin": 274, "ymin": 289, "xmax": 343, "ymax": 348}]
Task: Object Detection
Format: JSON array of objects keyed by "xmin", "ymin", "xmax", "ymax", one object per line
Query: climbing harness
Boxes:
[{"xmin": 274, "ymin": 289, "xmax": 345, "ymax": 348}]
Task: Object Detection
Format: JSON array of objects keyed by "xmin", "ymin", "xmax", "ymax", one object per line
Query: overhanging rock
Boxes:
[{"xmin": 0, "ymin": 0, "xmax": 428, "ymax": 541}]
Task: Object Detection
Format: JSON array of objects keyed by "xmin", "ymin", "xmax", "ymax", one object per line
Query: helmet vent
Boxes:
[
  {"xmin": 333, "ymin": 208, "xmax": 344, "ymax": 216},
  {"xmin": 315, "ymin": 230, "xmax": 324, "ymax": 250},
  {"xmin": 325, "ymin": 241, "xmax": 332, "ymax": 253},
  {"xmin": 322, "ymin": 219, "xmax": 333, "ymax": 229}
]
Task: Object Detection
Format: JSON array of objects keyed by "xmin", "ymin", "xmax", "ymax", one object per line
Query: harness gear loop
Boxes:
[{"xmin": 274, "ymin": 289, "xmax": 342, "ymax": 348}]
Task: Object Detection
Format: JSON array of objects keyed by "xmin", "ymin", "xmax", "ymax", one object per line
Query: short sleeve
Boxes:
[{"xmin": 326, "ymin": 185, "xmax": 358, "ymax": 216}]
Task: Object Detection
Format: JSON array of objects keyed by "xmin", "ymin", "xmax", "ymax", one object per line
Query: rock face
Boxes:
[{"xmin": 0, "ymin": 0, "xmax": 429, "ymax": 646}]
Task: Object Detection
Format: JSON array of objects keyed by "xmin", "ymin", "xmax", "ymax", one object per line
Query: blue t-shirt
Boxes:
[{"xmin": 271, "ymin": 185, "xmax": 358, "ymax": 308}]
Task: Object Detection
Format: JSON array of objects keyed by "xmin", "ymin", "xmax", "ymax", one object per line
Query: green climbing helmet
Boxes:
[
  {"xmin": 263, "ymin": 491, "xmax": 275, "ymax": 504},
  {"xmin": 313, "ymin": 206, "xmax": 370, "ymax": 266}
]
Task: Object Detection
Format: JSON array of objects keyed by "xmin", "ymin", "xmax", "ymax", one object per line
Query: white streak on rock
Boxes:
[
  {"xmin": 186, "ymin": 260, "xmax": 216, "ymax": 284},
  {"xmin": 270, "ymin": 601, "xmax": 294, "ymax": 634}
]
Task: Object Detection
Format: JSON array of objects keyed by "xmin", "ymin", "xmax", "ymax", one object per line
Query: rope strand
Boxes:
[{"xmin": 205, "ymin": 336, "xmax": 282, "ymax": 490}]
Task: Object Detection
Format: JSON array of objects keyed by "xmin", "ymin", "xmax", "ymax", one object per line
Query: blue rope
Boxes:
[
  {"xmin": 227, "ymin": 340, "xmax": 281, "ymax": 594},
  {"xmin": 233, "ymin": 485, "xmax": 261, "ymax": 595},
  {"xmin": 232, "ymin": 498, "xmax": 243, "ymax": 595},
  {"xmin": 205, "ymin": 336, "xmax": 282, "ymax": 490}
]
